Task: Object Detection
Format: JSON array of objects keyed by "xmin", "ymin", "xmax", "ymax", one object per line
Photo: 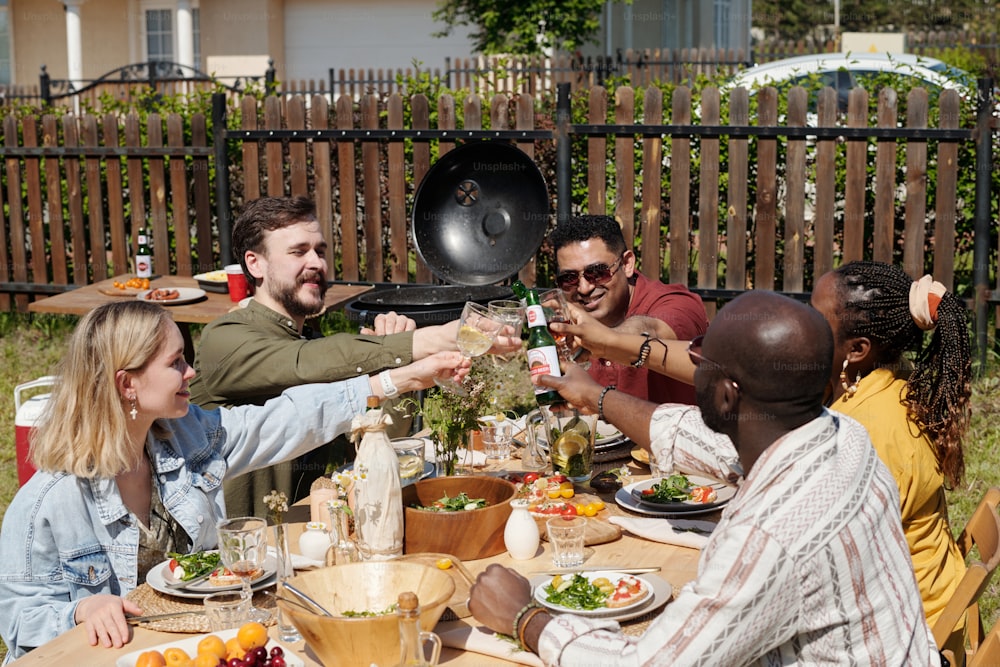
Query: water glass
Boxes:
[
  {"xmin": 481, "ymin": 422, "xmax": 513, "ymax": 463},
  {"xmin": 547, "ymin": 516, "xmax": 587, "ymax": 568},
  {"xmin": 203, "ymin": 591, "xmax": 248, "ymax": 632},
  {"xmin": 649, "ymin": 449, "xmax": 669, "ymax": 479}
]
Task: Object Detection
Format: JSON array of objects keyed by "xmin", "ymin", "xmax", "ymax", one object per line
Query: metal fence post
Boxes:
[
  {"xmin": 39, "ymin": 65, "xmax": 50, "ymax": 107},
  {"xmin": 973, "ymin": 76, "xmax": 995, "ymax": 375},
  {"xmin": 266, "ymin": 58, "xmax": 276, "ymax": 95},
  {"xmin": 556, "ymin": 82, "xmax": 571, "ymax": 226},
  {"xmin": 212, "ymin": 92, "xmax": 232, "ymax": 265}
]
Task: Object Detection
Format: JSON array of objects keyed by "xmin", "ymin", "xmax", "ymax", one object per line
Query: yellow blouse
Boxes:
[{"xmin": 831, "ymin": 367, "xmax": 965, "ymax": 632}]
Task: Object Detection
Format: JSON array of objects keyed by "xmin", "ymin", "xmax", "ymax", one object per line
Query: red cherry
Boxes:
[{"xmin": 269, "ymin": 647, "xmax": 285, "ymax": 658}]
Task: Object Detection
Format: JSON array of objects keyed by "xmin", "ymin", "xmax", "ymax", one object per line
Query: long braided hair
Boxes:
[{"xmin": 831, "ymin": 261, "xmax": 971, "ymax": 487}]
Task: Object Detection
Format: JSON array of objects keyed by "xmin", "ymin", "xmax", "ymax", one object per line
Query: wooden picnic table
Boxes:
[
  {"xmin": 27, "ymin": 274, "xmax": 373, "ymax": 361},
  {"xmin": 9, "ymin": 463, "xmax": 708, "ymax": 667}
]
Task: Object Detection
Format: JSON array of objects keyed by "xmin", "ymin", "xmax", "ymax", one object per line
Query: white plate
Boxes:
[
  {"xmin": 146, "ymin": 555, "xmax": 277, "ymax": 598},
  {"xmin": 192, "ymin": 270, "xmax": 228, "ymax": 283},
  {"xmin": 136, "ymin": 287, "xmax": 207, "ymax": 305},
  {"xmin": 533, "ymin": 571, "xmax": 653, "ymax": 616},
  {"xmin": 529, "ymin": 573, "xmax": 670, "ymax": 623},
  {"xmin": 615, "ymin": 478, "xmax": 734, "ymax": 517},
  {"xmin": 337, "ymin": 460, "xmax": 435, "ymax": 486},
  {"xmin": 115, "ymin": 626, "xmax": 304, "ymax": 667}
]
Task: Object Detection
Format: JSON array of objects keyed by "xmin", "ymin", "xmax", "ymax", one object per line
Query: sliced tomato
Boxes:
[
  {"xmin": 640, "ymin": 489, "xmax": 655, "ymax": 496},
  {"xmin": 689, "ymin": 486, "xmax": 718, "ymax": 503},
  {"xmin": 549, "ymin": 474, "xmax": 568, "ymax": 484},
  {"xmin": 167, "ymin": 558, "xmax": 179, "ymax": 573},
  {"xmin": 522, "ymin": 472, "xmax": 540, "ymax": 485}
]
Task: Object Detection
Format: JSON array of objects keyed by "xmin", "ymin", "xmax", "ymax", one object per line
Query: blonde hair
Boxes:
[{"xmin": 30, "ymin": 301, "xmax": 173, "ymax": 478}]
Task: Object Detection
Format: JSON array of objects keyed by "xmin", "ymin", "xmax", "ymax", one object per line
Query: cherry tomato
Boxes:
[
  {"xmin": 559, "ymin": 505, "xmax": 578, "ymax": 518},
  {"xmin": 583, "ymin": 503, "xmax": 599, "ymax": 517},
  {"xmin": 167, "ymin": 558, "xmax": 179, "ymax": 573},
  {"xmin": 522, "ymin": 472, "xmax": 540, "ymax": 484},
  {"xmin": 549, "ymin": 474, "xmax": 568, "ymax": 484},
  {"xmin": 641, "ymin": 489, "xmax": 655, "ymax": 496}
]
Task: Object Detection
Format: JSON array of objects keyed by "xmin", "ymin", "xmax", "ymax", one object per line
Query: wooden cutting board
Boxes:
[
  {"xmin": 537, "ymin": 493, "xmax": 623, "ymax": 546},
  {"xmin": 396, "ymin": 552, "xmax": 475, "ymax": 618},
  {"xmin": 97, "ymin": 286, "xmax": 144, "ymax": 297}
]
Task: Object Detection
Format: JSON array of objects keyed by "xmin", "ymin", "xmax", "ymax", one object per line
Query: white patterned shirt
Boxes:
[{"xmin": 536, "ymin": 408, "xmax": 940, "ymax": 666}]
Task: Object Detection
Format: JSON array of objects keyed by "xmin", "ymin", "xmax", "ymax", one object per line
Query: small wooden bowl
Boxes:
[
  {"xmin": 401, "ymin": 476, "xmax": 516, "ymax": 560},
  {"xmin": 278, "ymin": 561, "xmax": 454, "ymax": 667}
]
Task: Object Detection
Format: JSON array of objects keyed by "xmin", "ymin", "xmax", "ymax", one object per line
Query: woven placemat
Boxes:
[{"xmin": 126, "ymin": 584, "xmax": 277, "ymax": 633}]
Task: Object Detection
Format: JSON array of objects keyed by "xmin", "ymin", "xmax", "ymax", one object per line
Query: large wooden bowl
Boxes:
[
  {"xmin": 401, "ymin": 475, "xmax": 516, "ymax": 560},
  {"xmin": 277, "ymin": 561, "xmax": 455, "ymax": 667}
]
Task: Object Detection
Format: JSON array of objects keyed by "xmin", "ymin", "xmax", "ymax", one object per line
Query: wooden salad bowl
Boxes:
[
  {"xmin": 278, "ymin": 561, "xmax": 454, "ymax": 667},
  {"xmin": 401, "ymin": 475, "xmax": 517, "ymax": 560}
]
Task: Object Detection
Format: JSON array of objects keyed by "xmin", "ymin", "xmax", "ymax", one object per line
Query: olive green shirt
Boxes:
[{"xmin": 190, "ymin": 299, "xmax": 415, "ymax": 516}]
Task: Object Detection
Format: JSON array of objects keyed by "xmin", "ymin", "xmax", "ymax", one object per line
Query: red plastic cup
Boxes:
[{"xmin": 225, "ymin": 264, "xmax": 248, "ymax": 302}]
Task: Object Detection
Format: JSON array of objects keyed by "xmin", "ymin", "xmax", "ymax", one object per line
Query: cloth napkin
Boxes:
[
  {"xmin": 266, "ymin": 546, "xmax": 324, "ymax": 570},
  {"xmin": 436, "ymin": 621, "xmax": 545, "ymax": 666},
  {"xmin": 608, "ymin": 516, "xmax": 716, "ymax": 549}
]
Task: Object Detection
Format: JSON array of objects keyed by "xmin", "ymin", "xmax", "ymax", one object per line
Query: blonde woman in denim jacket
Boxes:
[{"xmin": 0, "ymin": 300, "xmax": 467, "ymax": 662}]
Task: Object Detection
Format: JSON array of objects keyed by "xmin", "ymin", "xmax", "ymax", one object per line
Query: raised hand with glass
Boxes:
[
  {"xmin": 216, "ymin": 516, "xmax": 271, "ymax": 624},
  {"xmin": 435, "ymin": 301, "xmax": 505, "ymax": 395}
]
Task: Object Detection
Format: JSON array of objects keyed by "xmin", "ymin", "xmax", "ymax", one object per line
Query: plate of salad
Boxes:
[
  {"xmin": 531, "ymin": 571, "xmax": 669, "ymax": 620},
  {"xmin": 145, "ymin": 551, "xmax": 277, "ymax": 598},
  {"xmin": 628, "ymin": 473, "xmax": 735, "ymax": 513}
]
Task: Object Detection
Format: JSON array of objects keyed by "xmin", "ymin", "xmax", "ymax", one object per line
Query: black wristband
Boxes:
[
  {"xmin": 597, "ymin": 385, "xmax": 616, "ymax": 422},
  {"xmin": 631, "ymin": 332, "xmax": 652, "ymax": 367}
]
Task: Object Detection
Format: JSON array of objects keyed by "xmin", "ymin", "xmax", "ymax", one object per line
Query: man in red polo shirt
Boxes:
[{"xmin": 550, "ymin": 215, "xmax": 708, "ymax": 404}]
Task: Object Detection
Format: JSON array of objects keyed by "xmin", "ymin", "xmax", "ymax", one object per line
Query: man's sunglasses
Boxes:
[{"xmin": 555, "ymin": 256, "xmax": 624, "ymax": 289}]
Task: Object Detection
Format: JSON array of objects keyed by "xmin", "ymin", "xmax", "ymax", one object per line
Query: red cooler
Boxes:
[{"xmin": 14, "ymin": 376, "xmax": 56, "ymax": 486}]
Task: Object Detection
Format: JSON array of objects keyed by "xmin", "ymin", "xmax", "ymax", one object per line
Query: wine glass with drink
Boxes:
[
  {"xmin": 216, "ymin": 516, "xmax": 271, "ymax": 623},
  {"xmin": 434, "ymin": 301, "xmax": 505, "ymax": 395}
]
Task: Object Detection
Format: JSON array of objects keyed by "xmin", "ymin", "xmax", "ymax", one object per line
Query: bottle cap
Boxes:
[
  {"xmin": 367, "ymin": 395, "xmax": 380, "ymax": 409},
  {"xmin": 398, "ymin": 591, "xmax": 419, "ymax": 611}
]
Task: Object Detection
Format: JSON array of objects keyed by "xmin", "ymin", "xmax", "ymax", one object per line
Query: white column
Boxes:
[
  {"xmin": 63, "ymin": 0, "xmax": 86, "ymax": 89},
  {"xmin": 176, "ymin": 0, "xmax": 195, "ymax": 71}
]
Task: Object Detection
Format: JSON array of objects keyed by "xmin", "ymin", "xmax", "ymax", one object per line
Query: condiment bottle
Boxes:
[
  {"xmin": 504, "ymin": 498, "xmax": 540, "ymax": 560},
  {"xmin": 393, "ymin": 591, "xmax": 441, "ymax": 667},
  {"xmin": 511, "ymin": 281, "xmax": 564, "ymax": 406}
]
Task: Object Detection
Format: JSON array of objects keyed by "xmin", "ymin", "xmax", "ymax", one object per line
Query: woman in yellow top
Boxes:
[{"xmin": 810, "ymin": 261, "xmax": 970, "ymax": 660}]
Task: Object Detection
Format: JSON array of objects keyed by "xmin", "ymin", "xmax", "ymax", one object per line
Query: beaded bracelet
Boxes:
[
  {"xmin": 631, "ymin": 332, "xmax": 652, "ymax": 367},
  {"xmin": 517, "ymin": 606, "xmax": 548, "ymax": 652},
  {"xmin": 597, "ymin": 385, "xmax": 616, "ymax": 422},
  {"xmin": 512, "ymin": 601, "xmax": 538, "ymax": 643}
]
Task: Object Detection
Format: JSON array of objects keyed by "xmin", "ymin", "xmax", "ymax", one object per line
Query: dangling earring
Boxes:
[
  {"xmin": 839, "ymin": 360, "xmax": 860, "ymax": 396},
  {"xmin": 128, "ymin": 395, "xmax": 138, "ymax": 420}
]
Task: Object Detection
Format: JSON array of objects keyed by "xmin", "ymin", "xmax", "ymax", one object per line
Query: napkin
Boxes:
[
  {"xmin": 266, "ymin": 546, "xmax": 324, "ymax": 570},
  {"xmin": 608, "ymin": 516, "xmax": 716, "ymax": 549},
  {"xmin": 436, "ymin": 621, "xmax": 545, "ymax": 666}
]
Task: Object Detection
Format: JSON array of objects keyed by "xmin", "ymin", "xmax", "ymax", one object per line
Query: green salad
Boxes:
[
  {"xmin": 542, "ymin": 573, "xmax": 609, "ymax": 610},
  {"xmin": 415, "ymin": 492, "xmax": 488, "ymax": 512},
  {"xmin": 643, "ymin": 474, "xmax": 694, "ymax": 502},
  {"xmin": 166, "ymin": 551, "xmax": 221, "ymax": 581}
]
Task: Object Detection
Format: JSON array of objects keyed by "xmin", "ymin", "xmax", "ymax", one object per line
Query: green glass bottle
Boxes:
[{"xmin": 512, "ymin": 281, "xmax": 564, "ymax": 406}]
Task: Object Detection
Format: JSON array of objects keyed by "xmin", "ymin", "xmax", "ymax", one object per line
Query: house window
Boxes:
[
  {"xmin": 714, "ymin": 0, "xmax": 731, "ymax": 48},
  {"xmin": 0, "ymin": 0, "xmax": 9, "ymax": 85},
  {"xmin": 146, "ymin": 8, "xmax": 173, "ymax": 62}
]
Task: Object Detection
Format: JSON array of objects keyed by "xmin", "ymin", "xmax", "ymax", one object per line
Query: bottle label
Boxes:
[
  {"xmin": 527, "ymin": 345, "xmax": 561, "ymax": 395},
  {"xmin": 134, "ymin": 254, "xmax": 152, "ymax": 278},
  {"xmin": 525, "ymin": 304, "xmax": 547, "ymax": 327}
]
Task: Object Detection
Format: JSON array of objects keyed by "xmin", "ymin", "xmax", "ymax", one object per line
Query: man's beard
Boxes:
[
  {"xmin": 269, "ymin": 270, "xmax": 328, "ymax": 319},
  {"xmin": 696, "ymin": 382, "xmax": 728, "ymax": 434}
]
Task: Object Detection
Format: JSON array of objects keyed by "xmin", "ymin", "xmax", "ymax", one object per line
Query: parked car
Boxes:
[{"xmin": 724, "ymin": 52, "xmax": 971, "ymax": 113}]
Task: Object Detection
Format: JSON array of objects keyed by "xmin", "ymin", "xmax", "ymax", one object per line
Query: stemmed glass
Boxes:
[
  {"xmin": 216, "ymin": 516, "xmax": 271, "ymax": 624},
  {"xmin": 488, "ymin": 299, "xmax": 525, "ymax": 362},
  {"xmin": 435, "ymin": 301, "xmax": 505, "ymax": 396}
]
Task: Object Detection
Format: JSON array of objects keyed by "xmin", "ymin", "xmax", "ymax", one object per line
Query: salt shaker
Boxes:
[{"xmin": 503, "ymin": 498, "xmax": 540, "ymax": 560}]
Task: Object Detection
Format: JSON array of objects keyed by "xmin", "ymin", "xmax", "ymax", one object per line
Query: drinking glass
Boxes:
[
  {"xmin": 488, "ymin": 299, "xmax": 525, "ymax": 362},
  {"xmin": 538, "ymin": 288, "xmax": 577, "ymax": 364},
  {"xmin": 216, "ymin": 516, "xmax": 271, "ymax": 624},
  {"xmin": 435, "ymin": 301, "xmax": 504, "ymax": 396}
]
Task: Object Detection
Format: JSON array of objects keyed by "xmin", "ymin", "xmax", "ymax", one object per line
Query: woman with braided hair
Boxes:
[{"xmin": 811, "ymin": 260, "xmax": 971, "ymax": 658}]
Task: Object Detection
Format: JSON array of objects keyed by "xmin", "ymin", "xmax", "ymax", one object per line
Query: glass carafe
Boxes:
[{"xmin": 326, "ymin": 499, "xmax": 359, "ymax": 566}]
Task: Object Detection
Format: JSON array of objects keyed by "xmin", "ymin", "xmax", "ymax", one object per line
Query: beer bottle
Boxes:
[
  {"xmin": 134, "ymin": 226, "xmax": 152, "ymax": 279},
  {"xmin": 511, "ymin": 281, "xmax": 564, "ymax": 405}
]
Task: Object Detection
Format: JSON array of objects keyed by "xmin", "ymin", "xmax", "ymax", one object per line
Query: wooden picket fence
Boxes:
[{"xmin": 0, "ymin": 83, "xmax": 981, "ymax": 321}]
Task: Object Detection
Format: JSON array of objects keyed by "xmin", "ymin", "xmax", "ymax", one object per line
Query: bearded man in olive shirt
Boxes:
[{"xmin": 191, "ymin": 196, "xmax": 465, "ymax": 516}]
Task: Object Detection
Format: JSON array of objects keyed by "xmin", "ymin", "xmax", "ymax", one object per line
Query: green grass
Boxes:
[{"xmin": 0, "ymin": 314, "xmax": 998, "ymax": 662}]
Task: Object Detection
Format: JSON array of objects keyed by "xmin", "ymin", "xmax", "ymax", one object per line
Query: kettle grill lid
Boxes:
[{"xmin": 411, "ymin": 141, "xmax": 550, "ymax": 286}]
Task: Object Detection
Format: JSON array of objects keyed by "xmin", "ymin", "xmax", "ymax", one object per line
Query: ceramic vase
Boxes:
[{"xmin": 504, "ymin": 498, "xmax": 540, "ymax": 560}]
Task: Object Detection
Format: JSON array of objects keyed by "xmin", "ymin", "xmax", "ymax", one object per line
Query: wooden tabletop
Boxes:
[
  {"xmin": 27, "ymin": 275, "xmax": 374, "ymax": 324},
  {"xmin": 9, "ymin": 467, "xmax": 707, "ymax": 667}
]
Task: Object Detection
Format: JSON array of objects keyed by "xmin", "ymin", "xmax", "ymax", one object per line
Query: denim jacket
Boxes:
[{"xmin": 0, "ymin": 378, "xmax": 370, "ymax": 661}]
